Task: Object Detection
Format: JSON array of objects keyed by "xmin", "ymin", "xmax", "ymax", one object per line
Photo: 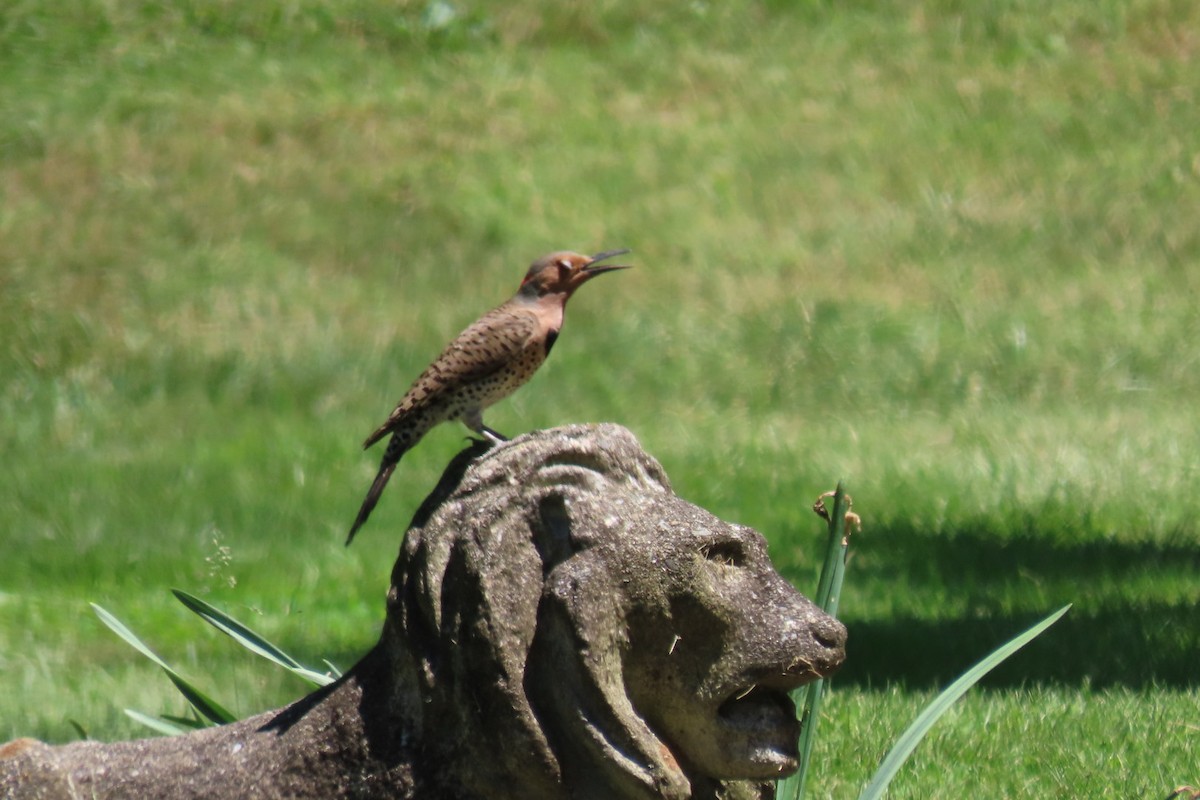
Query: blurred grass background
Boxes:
[{"xmin": 2, "ymin": 0, "xmax": 1197, "ymax": 796}]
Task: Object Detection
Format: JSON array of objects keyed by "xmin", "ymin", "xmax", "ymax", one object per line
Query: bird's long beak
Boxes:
[{"xmin": 582, "ymin": 248, "xmax": 632, "ymax": 276}]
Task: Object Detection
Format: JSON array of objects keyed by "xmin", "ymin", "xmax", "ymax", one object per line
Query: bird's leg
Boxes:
[
  {"xmin": 480, "ymin": 425, "xmax": 509, "ymax": 444},
  {"xmin": 464, "ymin": 409, "xmax": 508, "ymax": 444}
]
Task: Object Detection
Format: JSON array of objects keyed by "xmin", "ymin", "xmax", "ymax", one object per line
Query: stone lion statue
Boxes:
[{"xmin": 2, "ymin": 424, "xmax": 846, "ymax": 800}]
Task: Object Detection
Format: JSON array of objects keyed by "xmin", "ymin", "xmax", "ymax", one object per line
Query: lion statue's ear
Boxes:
[{"xmin": 526, "ymin": 490, "xmax": 693, "ymax": 800}]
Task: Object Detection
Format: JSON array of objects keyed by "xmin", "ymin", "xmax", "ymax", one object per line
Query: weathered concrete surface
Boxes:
[{"xmin": 1, "ymin": 424, "xmax": 846, "ymax": 800}]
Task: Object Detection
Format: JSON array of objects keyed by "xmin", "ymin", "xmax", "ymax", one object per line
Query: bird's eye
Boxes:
[{"xmin": 557, "ymin": 259, "xmax": 572, "ymax": 270}]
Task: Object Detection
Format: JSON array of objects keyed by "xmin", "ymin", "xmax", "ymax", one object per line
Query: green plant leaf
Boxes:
[
  {"xmin": 161, "ymin": 672, "xmax": 237, "ymax": 725},
  {"xmin": 123, "ymin": 709, "xmax": 193, "ymax": 737},
  {"xmin": 160, "ymin": 713, "xmax": 210, "ymax": 730},
  {"xmin": 778, "ymin": 483, "xmax": 853, "ymax": 800},
  {"xmin": 813, "ymin": 483, "xmax": 852, "ymax": 612},
  {"xmin": 91, "ymin": 603, "xmax": 171, "ymax": 669},
  {"xmin": 857, "ymin": 604, "xmax": 1072, "ymax": 800},
  {"xmin": 92, "ymin": 602, "xmax": 237, "ymax": 726},
  {"xmin": 171, "ymin": 589, "xmax": 335, "ymax": 687}
]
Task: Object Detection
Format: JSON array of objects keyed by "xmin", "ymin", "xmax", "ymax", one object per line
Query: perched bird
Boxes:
[{"xmin": 346, "ymin": 248, "xmax": 631, "ymax": 544}]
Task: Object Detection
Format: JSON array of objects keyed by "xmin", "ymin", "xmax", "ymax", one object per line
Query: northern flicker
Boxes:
[{"xmin": 345, "ymin": 248, "xmax": 631, "ymax": 544}]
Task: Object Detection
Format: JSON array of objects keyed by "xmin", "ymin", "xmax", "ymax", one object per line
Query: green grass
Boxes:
[{"xmin": 2, "ymin": 0, "xmax": 1198, "ymax": 795}]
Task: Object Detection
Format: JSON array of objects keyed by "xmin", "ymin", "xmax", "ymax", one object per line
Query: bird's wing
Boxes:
[{"xmin": 362, "ymin": 307, "xmax": 539, "ymax": 449}]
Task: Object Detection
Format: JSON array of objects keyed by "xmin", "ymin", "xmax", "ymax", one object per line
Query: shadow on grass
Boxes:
[
  {"xmin": 303, "ymin": 523, "xmax": 1199, "ymax": 691},
  {"xmin": 828, "ymin": 524, "xmax": 1200, "ymax": 690},
  {"xmin": 838, "ymin": 600, "xmax": 1199, "ymax": 690},
  {"xmin": 313, "ymin": 524, "xmax": 1200, "ymax": 690}
]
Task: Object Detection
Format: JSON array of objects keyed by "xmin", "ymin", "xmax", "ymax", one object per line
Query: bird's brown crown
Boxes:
[{"xmin": 517, "ymin": 249, "xmax": 631, "ymax": 298}]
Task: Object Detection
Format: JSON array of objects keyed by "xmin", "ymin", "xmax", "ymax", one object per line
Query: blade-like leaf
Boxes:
[
  {"xmin": 171, "ymin": 589, "xmax": 336, "ymax": 687},
  {"xmin": 91, "ymin": 603, "xmax": 171, "ymax": 669},
  {"xmin": 813, "ymin": 483, "xmax": 851, "ymax": 611},
  {"xmin": 857, "ymin": 604, "xmax": 1072, "ymax": 800},
  {"xmin": 778, "ymin": 483, "xmax": 853, "ymax": 800},
  {"xmin": 123, "ymin": 709, "xmax": 192, "ymax": 737},
  {"xmin": 92, "ymin": 603, "xmax": 236, "ymax": 725},
  {"xmin": 287, "ymin": 666, "xmax": 338, "ymax": 686},
  {"xmin": 160, "ymin": 713, "xmax": 210, "ymax": 730},
  {"xmin": 172, "ymin": 589, "xmax": 301, "ymax": 667},
  {"xmin": 162, "ymin": 671, "xmax": 237, "ymax": 725},
  {"xmin": 66, "ymin": 719, "xmax": 88, "ymax": 740}
]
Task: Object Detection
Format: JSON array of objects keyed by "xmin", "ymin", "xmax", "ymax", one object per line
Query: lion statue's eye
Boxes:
[{"xmin": 699, "ymin": 540, "xmax": 745, "ymax": 567}]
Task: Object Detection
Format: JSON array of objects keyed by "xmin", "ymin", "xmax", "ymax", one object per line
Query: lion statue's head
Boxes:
[{"xmin": 381, "ymin": 424, "xmax": 846, "ymax": 800}]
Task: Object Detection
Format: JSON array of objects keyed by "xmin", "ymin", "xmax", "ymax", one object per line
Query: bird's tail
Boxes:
[{"xmin": 345, "ymin": 433, "xmax": 410, "ymax": 545}]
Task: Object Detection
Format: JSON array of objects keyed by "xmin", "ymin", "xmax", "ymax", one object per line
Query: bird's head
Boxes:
[{"xmin": 518, "ymin": 249, "xmax": 631, "ymax": 299}]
